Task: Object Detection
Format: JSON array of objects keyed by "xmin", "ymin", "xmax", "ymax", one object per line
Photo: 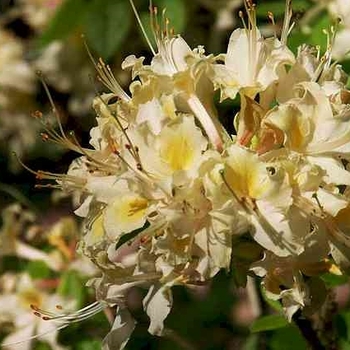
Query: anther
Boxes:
[
  {"xmin": 32, "ymin": 110, "xmax": 43, "ymax": 119},
  {"xmin": 266, "ymin": 166, "xmax": 276, "ymax": 175},
  {"xmin": 107, "ymin": 96, "xmax": 119, "ymax": 105},
  {"xmin": 41, "ymin": 133, "xmax": 49, "ymax": 142}
]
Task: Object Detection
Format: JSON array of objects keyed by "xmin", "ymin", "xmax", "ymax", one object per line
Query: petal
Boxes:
[
  {"xmin": 102, "ymin": 307, "xmax": 136, "ymax": 350},
  {"xmin": 143, "ymin": 284, "xmax": 173, "ymax": 336}
]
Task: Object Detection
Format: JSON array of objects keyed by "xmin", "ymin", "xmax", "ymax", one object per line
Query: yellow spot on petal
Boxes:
[
  {"xmin": 160, "ymin": 134, "xmax": 194, "ymax": 171},
  {"xmin": 127, "ymin": 197, "xmax": 148, "ymax": 217},
  {"xmin": 225, "ymin": 148, "xmax": 272, "ymax": 200},
  {"xmin": 19, "ymin": 289, "xmax": 43, "ymax": 309},
  {"xmin": 105, "ymin": 195, "xmax": 149, "ymax": 239}
]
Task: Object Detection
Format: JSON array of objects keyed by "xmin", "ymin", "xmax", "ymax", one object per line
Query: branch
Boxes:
[{"xmin": 293, "ymin": 311, "xmax": 325, "ymax": 350}]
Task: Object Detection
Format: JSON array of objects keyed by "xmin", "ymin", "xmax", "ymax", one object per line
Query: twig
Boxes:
[
  {"xmin": 163, "ymin": 328, "xmax": 197, "ymax": 350},
  {"xmin": 293, "ymin": 311, "xmax": 325, "ymax": 350},
  {"xmin": 246, "ymin": 276, "xmax": 261, "ymax": 319}
]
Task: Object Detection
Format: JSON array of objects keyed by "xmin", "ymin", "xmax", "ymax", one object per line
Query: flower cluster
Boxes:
[
  {"xmin": 33, "ymin": 0, "xmax": 350, "ymax": 348},
  {"xmin": 0, "ymin": 204, "xmax": 97, "ymax": 350}
]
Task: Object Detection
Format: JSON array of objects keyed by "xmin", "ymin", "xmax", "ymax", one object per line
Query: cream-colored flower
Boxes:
[
  {"xmin": 0, "ymin": 273, "xmax": 74, "ymax": 350},
  {"xmin": 18, "ymin": 0, "xmax": 62, "ymax": 30},
  {"xmin": 211, "ymin": 5, "xmax": 294, "ymax": 101}
]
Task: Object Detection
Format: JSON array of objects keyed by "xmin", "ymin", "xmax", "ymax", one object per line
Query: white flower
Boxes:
[{"xmin": 0, "ymin": 273, "xmax": 75, "ymax": 350}]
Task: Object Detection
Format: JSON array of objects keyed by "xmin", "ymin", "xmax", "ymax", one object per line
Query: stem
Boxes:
[
  {"xmin": 163, "ymin": 328, "xmax": 197, "ymax": 350},
  {"xmin": 246, "ymin": 276, "xmax": 261, "ymax": 319},
  {"xmin": 293, "ymin": 311, "xmax": 325, "ymax": 350}
]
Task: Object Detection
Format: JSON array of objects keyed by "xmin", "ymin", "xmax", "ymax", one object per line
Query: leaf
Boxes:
[
  {"xmin": 57, "ymin": 270, "xmax": 86, "ymax": 307},
  {"xmin": 115, "ymin": 221, "xmax": 150, "ymax": 250},
  {"xmin": 269, "ymin": 326, "xmax": 308, "ymax": 350},
  {"xmin": 77, "ymin": 340, "xmax": 102, "ymax": 350},
  {"xmin": 242, "ymin": 334, "xmax": 259, "ymax": 350},
  {"xmin": 33, "ymin": 342, "xmax": 52, "ymax": 350},
  {"xmin": 39, "ymin": 0, "xmax": 89, "ymax": 45},
  {"xmin": 27, "ymin": 260, "xmax": 51, "ymax": 279},
  {"xmin": 260, "ymin": 286, "xmax": 283, "ymax": 312},
  {"xmin": 138, "ymin": 0, "xmax": 187, "ymax": 50},
  {"xmin": 139, "ymin": 12, "xmax": 156, "ymax": 48},
  {"xmin": 309, "ymin": 13, "xmax": 332, "ymax": 52},
  {"xmin": 339, "ymin": 339, "xmax": 350, "ymax": 350},
  {"xmin": 256, "ymin": 0, "xmax": 311, "ymax": 17},
  {"xmin": 156, "ymin": 0, "xmax": 187, "ymax": 34},
  {"xmin": 336, "ymin": 311, "xmax": 350, "ymax": 342},
  {"xmin": 250, "ymin": 314, "xmax": 288, "ymax": 333},
  {"xmin": 84, "ymin": 0, "xmax": 132, "ymax": 60},
  {"xmin": 288, "ymin": 30, "xmax": 309, "ymax": 54},
  {"xmin": 321, "ymin": 273, "xmax": 349, "ymax": 287}
]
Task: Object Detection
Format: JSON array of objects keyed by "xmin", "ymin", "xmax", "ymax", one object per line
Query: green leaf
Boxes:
[
  {"xmin": 138, "ymin": 0, "xmax": 187, "ymax": 50},
  {"xmin": 57, "ymin": 270, "xmax": 86, "ymax": 307},
  {"xmin": 139, "ymin": 11, "xmax": 156, "ymax": 48},
  {"xmin": 288, "ymin": 30, "xmax": 309, "ymax": 54},
  {"xmin": 39, "ymin": 0, "xmax": 89, "ymax": 45},
  {"xmin": 33, "ymin": 342, "xmax": 51, "ymax": 350},
  {"xmin": 156, "ymin": 0, "xmax": 187, "ymax": 34},
  {"xmin": 336, "ymin": 311, "xmax": 350, "ymax": 342},
  {"xmin": 339, "ymin": 339, "xmax": 350, "ymax": 350},
  {"xmin": 250, "ymin": 314, "xmax": 288, "ymax": 333},
  {"xmin": 76, "ymin": 340, "xmax": 102, "ymax": 350},
  {"xmin": 309, "ymin": 13, "xmax": 331, "ymax": 52},
  {"xmin": 242, "ymin": 334, "xmax": 259, "ymax": 350},
  {"xmin": 260, "ymin": 286, "xmax": 283, "ymax": 312},
  {"xmin": 27, "ymin": 260, "xmax": 51, "ymax": 279},
  {"xmin": 321, "ymin": 273, "xmax": 349, "ymax": 287},
  {"xmin": 115, "ymin": 221, "xmax": 150, "ymax": 250},
  {"xmin": 84, "ymin": 0, "xmax": 132, "ymax": 60},
  {"xmin": 269, "ymin": 326, "xmax": 308, "ymax": 350},
  {"xmin": 256, "ymin": 0, "xmax": 311, "ymax": 17}
]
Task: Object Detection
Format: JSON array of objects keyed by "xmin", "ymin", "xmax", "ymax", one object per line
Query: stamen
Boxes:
[
  {"xmin": 97, "ymin": 58, "xmax": 131, "ymax": 101},
  {"xmin": 268, "ymin": 12, "xmax": 277, "ymax": 39},
  {"xmin": 37, "ymin": 71, "xmax": 66, "ymax": 137},
  {"xmin": 13, "ymin": 152, "xmax": 86, "ymax": 191},
  {"xmin": 31, "ymin": 301, "xmax": 107, "ymax": 324},
  {"xmin": 239, "ymin": 11, "xmax": 248, "ymax": 30},
  {"xmin": 31, "ymin": 84, "xmax": 82, "ymax": 154},
  {"xmin": 312, "ymin": 192, "xmax": 323, "ymax": 211},
  {"xmin": 281, "ymin": 0, "xmax": 293, "ymax": 45},
  {"xmin": 128, "ymin": 0, "xmax": 156, "ymax": 55},
  {"xmin": 82, "ymin": 37, "xmax": 131, "ymax": 101}
]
